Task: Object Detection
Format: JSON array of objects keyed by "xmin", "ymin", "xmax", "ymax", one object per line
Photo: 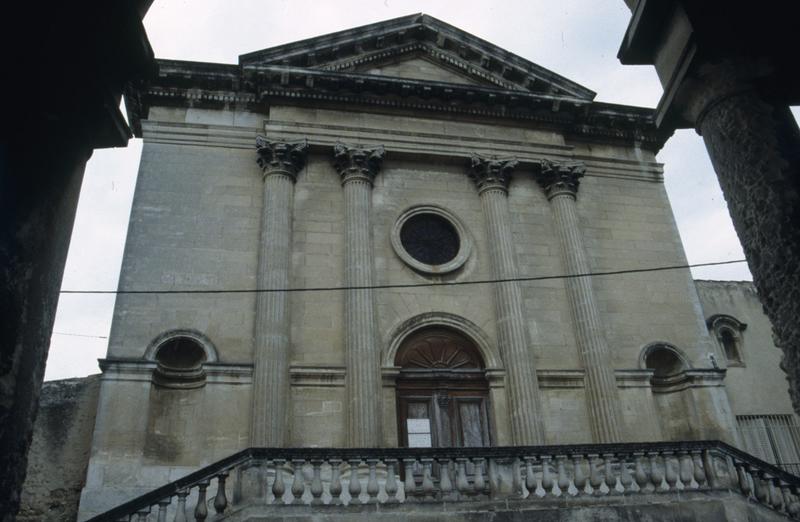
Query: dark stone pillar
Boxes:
[
  {"xmin": 697, "ymin": 88, "xmax": 800, "ymax": 408},
  {"xmin": 0, "ymin": 136, "xmax": 92, "ymax": 519},
  {"xmin": 1, "ymin": 1, "xmax": 154, "ymax": 515}
]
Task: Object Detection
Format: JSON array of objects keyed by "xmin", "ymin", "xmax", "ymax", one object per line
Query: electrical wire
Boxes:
[
  {"xmin": 52, "ymin": 332, "xmax": 108, "ymax": 339},
  {"xmin": 59, "ymin": 258, "xmax": 747, "ymax": 296}
]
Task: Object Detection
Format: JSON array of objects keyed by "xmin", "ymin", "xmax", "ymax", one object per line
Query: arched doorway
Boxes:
[{"xmin": 395, "ymin": 327, "xmax": 492, "ymax": 448}]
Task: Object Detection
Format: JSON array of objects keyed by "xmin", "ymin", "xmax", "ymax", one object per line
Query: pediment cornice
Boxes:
[
  {"xmin": 238, "ymin": 14, "xmax": 595, "ymax": 100},
  {"xmin": 126, "ymin": 16, "xmax": 672, "ymax": 150}
]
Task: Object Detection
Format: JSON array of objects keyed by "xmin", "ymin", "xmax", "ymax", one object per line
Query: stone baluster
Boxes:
[
  {"xmin": 213, "ymin": 472, "xmax": 228, "ymax": 515},
  {"xmin": 333, "ymin": 143, "xmax": 385, "ymax": 447},
  {"xmin": 557, "ymin": 456, "xmax": 570, "ymax": 495},
  {"xmin": 535, "ymin": 160, "xmax": 623, "ymax": 443},
  {"xmin": 648, "ymin": 453, "xmax": 664, "ymax": 491},
  {"xmin": 194, "ymin": 481, "xmax": 209, "ymax": 521},
  {"xmin": 329, "ymin": 459, "xmax": 343, "ymax": 505},
  {"xmin": 754, "ymin": 471, "xmax": 769, "ymax": 504},
  {"xmin": 619, "ymin": 456, "xmax": 634, "ymax": 493},
  {"xmin": 440, "ymin": 459, "xmax": 454, "ymax": 497},
  {"xmin": 664, "ymin": 452, "xmax": 678, "ymax": 490},
  {"xmin": 404, "ymin": 459, "xmax": 417, "ymax": 499},
  {"xmin": 421, "ymin": 458, "xmax": 436, "ymax": 498},
  {"xmin": 692, "ymin": 451, "xmax": 707, "ymax": 488},
  {"xmin": 634, "ymin": 453, "xmax": 649, "ymax": 492},
  {"xmin": 136, "ymin": 509, "xmax": 150, "ymax": 522},
  {"xmin": 291, "ymin": 459, "xmax": 305, "ymax": 503},
  {"xmin": 541, "ymin": 456, "xmax": 554, "ymax": 495},
  {"xmin": 310, "ymin": 460, "xmax": 324, "ymax": 505},
  {"xmin": 348, "ymin": 458, "xmax": 363, "ymax": 504},
  {"xmin": 366, "ymin": 459, "xmax": 380, "ymax": 503},
  {"xmin": 573, "ymin": 455, "xmax": 587, "ymax": 495},
  {"xmin": 512, "ymin": 458, "xmax": 523, "ymax": 497},
  {"xmin": 784, "ymin": 485, "xmax": 800, "ymax": 516},
  {"xmin": 468, "ymin": 155, "xmax": 545, "ymax": 445},
  {"xmin": 703, "ymin": 450, "xmax": 719, "ymax": 489},
  {"xmin": 589, "ymin": 455, "xmax": 603, "ymax": 494},
  {"xmin": 157, "ymin": 499, "xmax": 170, "ymax": 522},
  {"xmin": 524, "ymin": 457, "xmax": 537, "ymax": 497},
  {"xmin": 272, "ymin": 459, "xmax": 286, "ymax": 504},
  {"xmin": 771, "ymin": 478, "xmax": 785, "ymax": 511},
  {"xmin": 678, "ymin": 451, "xmax": 694, "ymax": 488},
  {"xmin": 736, "ymin": 462, "xmax": 752, "ymax": 498},
  {"xmin": 174, "ymin": 490, "xmax": 189, "ymax": 522},
  {"xmin": 385, "ymin": 459, "xmax": 399, "ymax": 503},
  {"xmin": 603, "ymin": 454, "xmax": 618, "ymax": 494},
  {"xmin": 251, "ymin": 137, "xmax": 308, "ymax": 447},
  {"xmin": 456, "ymin": 458, "xmax": 471, "ymax": 497}
]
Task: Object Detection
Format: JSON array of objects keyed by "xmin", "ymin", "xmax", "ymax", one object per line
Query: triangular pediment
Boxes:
[
  {"xmin": 352, "ymin": 51, "xmax": 490, "ymax": 87},
  {"xmin": 239, "ymin": 14, "xmax": 596, "ymax": 99}
]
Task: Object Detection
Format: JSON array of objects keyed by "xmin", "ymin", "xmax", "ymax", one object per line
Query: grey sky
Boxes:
[{"xmin": 46, "ymin": 1, "xmax": 772, "ymax": 380}]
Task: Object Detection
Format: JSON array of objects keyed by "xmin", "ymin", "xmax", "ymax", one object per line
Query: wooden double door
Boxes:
[
  {"xmin": 398, "ymin": 384, "xmax": 491, "ymax": 448},
  {"xmin": 395, "ymin": 328, "xmax": 492, "ymax": 448}
]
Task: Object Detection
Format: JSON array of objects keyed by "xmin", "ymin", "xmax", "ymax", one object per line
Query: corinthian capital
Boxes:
[
  {"xmin": 333, "ymin": 143, "xmax": 385, "ymax": 185},
  {"xmin": 255, "ymin": 136, "xmax": 309, "ymax": 182},
  {"xmin": 536, "ymin": 160, "xmax": 586, "ymax": 200},
  {"xmin": 469, "ymin": 154, "xmax": 519, "ymax": 194}
]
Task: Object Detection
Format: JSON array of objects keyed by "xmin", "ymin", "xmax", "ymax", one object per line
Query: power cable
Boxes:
[
  {"xmin": 59, "ymin": 258, "xmax": 747, "ymax": 296},
  {"xmin": 52, "ymin": 331, "xmax": 108, "ymax": 339}
]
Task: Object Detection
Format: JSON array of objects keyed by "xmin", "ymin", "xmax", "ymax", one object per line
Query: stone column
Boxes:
[
  {"xmin": 694, "ymin": 84, "xmax": 800, "ymax": 412},
  {"xmin": 333, "ymin": 143, "xmax": 385, "ymax": 447},
  {"xmin": 469, "ymin": 155, "xmax": 545, "ymax": 445},
  {"xmin": 537, "ymin": 160, "xmax": 623, "ymax": 443},
  {"xmin": 250, "ymin": 137, "xmax": 308, "ymax": 447}
]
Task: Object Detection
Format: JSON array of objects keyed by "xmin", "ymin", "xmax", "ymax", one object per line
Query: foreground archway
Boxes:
[{"xmin": 395, "ymin": 327, "xmax": 492, "ymax": 448}]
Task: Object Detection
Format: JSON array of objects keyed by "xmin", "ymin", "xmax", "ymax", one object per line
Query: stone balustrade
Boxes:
[{"xmin": 89, "ymin": 441, "xmax": 800, "ymax": 521}]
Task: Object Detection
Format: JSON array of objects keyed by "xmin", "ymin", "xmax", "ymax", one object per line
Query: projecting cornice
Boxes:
[
  {"xmin": 124, "ymin": 15, "xmax": 672, "ymax": 150},
  {"xmin": 239, "ymin": 14, "xmax": 595, "ymax": 100},
  {"xmin": 127, "ymin": 59, "xmax": 669, "ymax": 150}
]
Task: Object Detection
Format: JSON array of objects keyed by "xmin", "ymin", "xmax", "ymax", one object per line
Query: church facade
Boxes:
[{"xmin": 59, "ymin": 14, "xmax": 800, "ymax": 521}]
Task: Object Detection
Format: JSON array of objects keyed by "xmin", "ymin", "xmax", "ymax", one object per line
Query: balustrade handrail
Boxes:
[{"xmin": 87, "ymin": 439, "xmax": 800, "ymax": 521}]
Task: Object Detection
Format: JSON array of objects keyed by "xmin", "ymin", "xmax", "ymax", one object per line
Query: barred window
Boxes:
[
  {"xmin": 399, "ymin": 213, "xmax": 460, "ymax": 266},
  {"xmin": 391, "ymin": 206, "xmax": 472, "ymax": 275},
  {"xmin": 737, "ymin": 414, "xmax": 800, "ymax": 475}
]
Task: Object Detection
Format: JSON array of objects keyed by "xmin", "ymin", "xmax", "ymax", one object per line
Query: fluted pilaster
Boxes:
[
  {"xmin": 250, "ymin": 137, "xmax": 308, "ymax": 447},
  {"xmin": 333, "ymin": 143, "xmax": 385, "ymax": 447},
  {"xmin": 469, "ymin": 155, "xmax": 545, "ymax": 445},
  {"xmin": 537, "ymin": 160, "xmax": 623, "ymax": 443}
]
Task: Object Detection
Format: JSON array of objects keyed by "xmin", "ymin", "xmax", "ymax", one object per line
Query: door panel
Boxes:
[
  {"xmin": 398, "ymin": 390, "xmax": 490, "ymax": 448},
  {"xmin": 457, "ymin": 399, "xmax": 488, "ymax": 447}
]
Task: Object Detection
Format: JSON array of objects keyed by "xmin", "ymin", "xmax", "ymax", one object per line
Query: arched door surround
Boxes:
[{"xmin": 395, "ymin": 327, "xmax": 492, "ymax": 448}]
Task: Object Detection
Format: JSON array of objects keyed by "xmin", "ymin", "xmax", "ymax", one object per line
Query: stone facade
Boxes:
[{"xmin": 45, "ymin": 14, "xmax": 795, "ymax": 520}]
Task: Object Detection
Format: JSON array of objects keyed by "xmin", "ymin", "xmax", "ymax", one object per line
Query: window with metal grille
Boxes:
[
  {"xmin": 737, "ymin": 414, "xmax": 800, "ymax": 475},
  {"xmin": 399, "ymin": 213, "xmax": 460, "ymax": 266}
]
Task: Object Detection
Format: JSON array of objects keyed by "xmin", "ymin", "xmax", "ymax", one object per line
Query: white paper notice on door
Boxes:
[
  {"xmin": 408, "ymin": 433, "xmax": 432, "ymax": 448},
  {"xmin": 407, "ymin": 418, "xmax": 432, "ymax": 448},
  {"xmin": 407, "ymin": 418, "xmax": 431, "ymax": 433}
]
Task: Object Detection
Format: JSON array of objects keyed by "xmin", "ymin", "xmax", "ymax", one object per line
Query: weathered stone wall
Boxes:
[
  {"xmin": 79, "ymin": 101, "xmax": 740, "ymax": 515},
  {"xmin": 18, "ymin": 376, "xmax": 100, "ymax": 522},
  {"xmin": 695, "ymin": 280, "xmax": 796, "ymax": 417}
]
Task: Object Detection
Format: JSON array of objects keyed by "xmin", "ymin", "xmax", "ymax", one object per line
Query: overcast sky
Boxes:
[{"xmin": 46, "ymin": 0, "xmax": 782, "ymax": 381}]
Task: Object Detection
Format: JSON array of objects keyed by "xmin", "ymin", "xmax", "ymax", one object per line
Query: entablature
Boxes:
[{"xmin": 128, "ymin": 61, "xmax": 669, "ymax": 151}]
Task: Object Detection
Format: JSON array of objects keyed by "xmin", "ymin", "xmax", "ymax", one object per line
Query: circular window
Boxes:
[
  {"xmin": 391, "ymin": 206, "xmax": 472, "ymax": 275},
  {"xmin": 400, "ymin": 214, "xmax": 460, "ymax": 265}
]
